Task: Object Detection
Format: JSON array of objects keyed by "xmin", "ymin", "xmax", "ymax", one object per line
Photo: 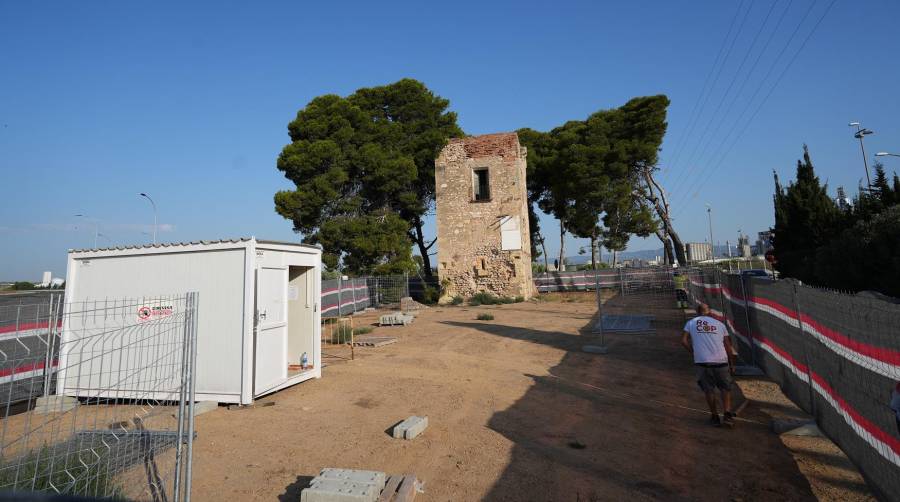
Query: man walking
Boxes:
[
  {"xmin": 681, "ymin": 303, "xmax": 736, "ymax": 427},
  {"xmin": 673, "ymin": 271, "xmax": 689, "ymax": 308}
]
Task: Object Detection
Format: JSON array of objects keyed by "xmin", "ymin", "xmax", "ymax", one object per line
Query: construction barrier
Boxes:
[
  {"xmin": 534, "ymin": 268, "xmax": 674, "ymax": 292},
  {"xmin": 685, "ymin": 268, "xmax": 900, "ymax": 500},
  {"xmin": 320, "ymin": 277, "xmax": 370, "ymax": 318}
]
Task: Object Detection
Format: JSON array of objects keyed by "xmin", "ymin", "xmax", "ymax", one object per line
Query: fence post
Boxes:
[
  {"xmin": 619, "ymin": 267, "xmax": 625, "ymax": 296},
  {"xmin": 739, "ymin": 275, "xmax": 757, "ymax": 368},
  {"xmin": 174, "ymin": 294, "xmax": 192, "ymax": 501},
  {"xmin": 351, "ymin": 278, "xmax": 357, "ymax": 315},
  {"xmin": 792, "ymin": 282, "xmax": 817, "ymax": 417},
  {"xmin": 41, "ymin": 293, "xmax": 59, "ymax": 398},
  {"xmin": 595, "ymin": 267, "xmax": 606, "ymax": 351},
  {"xmin": 337, "ymin": 275, "xmax": 343, "ymax": 317},
  {"xmin": 716, "ymin": 268, "xmax": 728, "ymax": 323},
  {"xmin": 184, "ymin": 291, "xmax": 199, "ymax": 502}
]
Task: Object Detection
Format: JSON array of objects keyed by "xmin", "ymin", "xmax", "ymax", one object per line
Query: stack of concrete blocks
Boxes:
[
  {"xmin": 392, "ymin": 416, "xmax": 428, "ymax": 440},
  {"xmin": 300, "ymin": 468, "xmax": 386, "ymax": 502},
  {"xmin": 379, "ymin": 312, "xmax": 415, "ymax": 326}
]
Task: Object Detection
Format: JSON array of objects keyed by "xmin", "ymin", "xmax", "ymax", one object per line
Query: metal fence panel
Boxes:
[
  {"xmin": 365, "ymin": 276, "xmax": 408, "ymax": 311},
  {"xmin": 0, "ymin": 292, "xmax": 199, "ymax": 501},
  {"xmin": 534, "ymin": 270, "xmax": 619, "ymax": 292},
  {"xmin": 535, "ymin": 267, "xmax": 678, "ymax": 295}
]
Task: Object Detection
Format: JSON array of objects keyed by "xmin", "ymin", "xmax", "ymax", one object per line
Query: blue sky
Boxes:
[{"xmin": 2, "ymin": 0, "xmax": 899, "ymax": 280}]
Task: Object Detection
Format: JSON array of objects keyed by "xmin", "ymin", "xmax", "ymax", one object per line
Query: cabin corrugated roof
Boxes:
[{"xmin": 69, "ymin": 238, "xmax": 318, "ymax": 253}]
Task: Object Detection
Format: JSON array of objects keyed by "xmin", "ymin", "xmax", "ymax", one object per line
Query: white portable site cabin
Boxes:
[{"xmin": 61, "ymin": 238, "xmax": 322, "ymax": 405}]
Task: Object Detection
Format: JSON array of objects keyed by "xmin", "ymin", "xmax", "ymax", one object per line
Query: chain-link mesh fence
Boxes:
[
  {"xmin": 365, "ymin": 276, "xmax": 409, "ymax": 311},
  {"xmin": 0, "ymin": 292, "xmax": 199, "ymax": 501}
]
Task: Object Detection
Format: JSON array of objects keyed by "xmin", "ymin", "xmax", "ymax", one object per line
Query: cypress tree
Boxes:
[
  {"xmin": 772, "ymin": 145, "xmax": 840, "ymax": 282},
  {"xmin": 893, "ymin": 172, "xmax": 900, "ymax": 206},
  {"xmin": 872, "ymin": 161, "xmax": 894, "ymax": 206}
]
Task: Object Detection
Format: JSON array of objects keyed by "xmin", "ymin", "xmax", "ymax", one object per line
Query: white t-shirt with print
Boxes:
[{"xmin": 684, "ymin": 316, "xmax": 729, "ymax": 364}]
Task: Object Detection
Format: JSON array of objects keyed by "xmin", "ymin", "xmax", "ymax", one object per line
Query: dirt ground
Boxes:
[
  {"xmin": 187, "ymin": 292, "xmax": 874, "ymax": 501},
  {"xmin": 737, "ymin": 378, "xmax": 874, "ymax": 502}
]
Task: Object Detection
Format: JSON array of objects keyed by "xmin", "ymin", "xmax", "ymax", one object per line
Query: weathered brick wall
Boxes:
[{"xmin": 435, "ymin": 133, "xmax": 535, "ymax": 301}]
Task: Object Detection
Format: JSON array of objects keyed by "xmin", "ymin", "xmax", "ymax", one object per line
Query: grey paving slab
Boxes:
[{"xmin": 301, "ymin": 479, "xmax": 379, "ymax": 502}]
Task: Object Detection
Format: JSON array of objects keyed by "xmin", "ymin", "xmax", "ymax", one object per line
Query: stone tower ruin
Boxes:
[{"xmin": 435, "ymin": 132, "xmax": 535, "ymax": 302}]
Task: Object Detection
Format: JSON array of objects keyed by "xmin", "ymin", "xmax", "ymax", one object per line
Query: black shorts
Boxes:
[
  {"xmin": 695, "ymin": 363, "xmax": 733, "ymax": 392},
  {"xmin": 676, "ymin": 289, "xmax": 688, "ymax": 301}
]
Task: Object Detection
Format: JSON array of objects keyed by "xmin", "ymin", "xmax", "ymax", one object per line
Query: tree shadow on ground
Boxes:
[{"xmin": 447, "ymin": 295, "xmax": 818, "ymax": 501}]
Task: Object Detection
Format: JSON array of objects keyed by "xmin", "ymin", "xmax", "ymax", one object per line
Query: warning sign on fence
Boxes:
[{"xmin": 137, "ymin": 305, "xmax": 174, "ymax": 321}]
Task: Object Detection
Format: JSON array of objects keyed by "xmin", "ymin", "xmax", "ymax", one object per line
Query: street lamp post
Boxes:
[
  {"xmin": 706, "ymin": 203, "xmax": 715, "ymax": 264},
  {"xmin": 849, "ymin": 122, "xmax": 874, "ymax": 189},
  {"xmin": 74, "ymin": 214, "xmax": 98, "ymax": 248},
  {"xmin": 139, "ymin": 193, "xmax": 158, "ymax": 244},
  {"xmin": 875, "ymin": 152, "xmax": 900, "ymax": 159}
]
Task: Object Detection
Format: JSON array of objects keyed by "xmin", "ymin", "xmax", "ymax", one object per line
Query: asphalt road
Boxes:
[
  {"xmin": 0, "ymin": 291, "xmax": 61, "ymax": 406},
  {"xmin": 0, "ymin": 291, "xmax": 63, "ymax": 329}
]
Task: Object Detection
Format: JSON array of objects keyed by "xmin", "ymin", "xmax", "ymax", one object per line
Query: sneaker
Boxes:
[
  {"xmin": 709, "ymin": 414, "xmax": 722, "ymax": 426},
  {"xmin": 722, "ymin": 412, "xmax": 735, "ymax": 428}
]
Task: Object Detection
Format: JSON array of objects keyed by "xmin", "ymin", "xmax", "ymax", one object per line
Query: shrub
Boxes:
[
  {"xmin": 514, "ymin": 296, "xmax": 525, "ymax": 303},
  {"xmin": 476, "ymin": 313, "xmax": 495, "ymax": 321},
  {"xmin": 0, "ymin": 446, "xmax": 123, "ymax": 497},
  {"xmin": 334, "ymin": 324, "xmax": 353, "ymax": 343},
  {"xmin": 450, "ymin": 295, "xmax": 464, "ymax": 305},
  {"xmin": 330, "ymin": 323, "xmax": 372, "ymax": 343},
  {"xmin": 421, "ymin": 286, "xmax": 440, "ymax": 305},
  {"xmin": 321, "ymin": 269, "xmax": 341, "ymax": 280},
  {"xmin": 470, "ymin": 292, "xmax": 500, "ymax": 305}
]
